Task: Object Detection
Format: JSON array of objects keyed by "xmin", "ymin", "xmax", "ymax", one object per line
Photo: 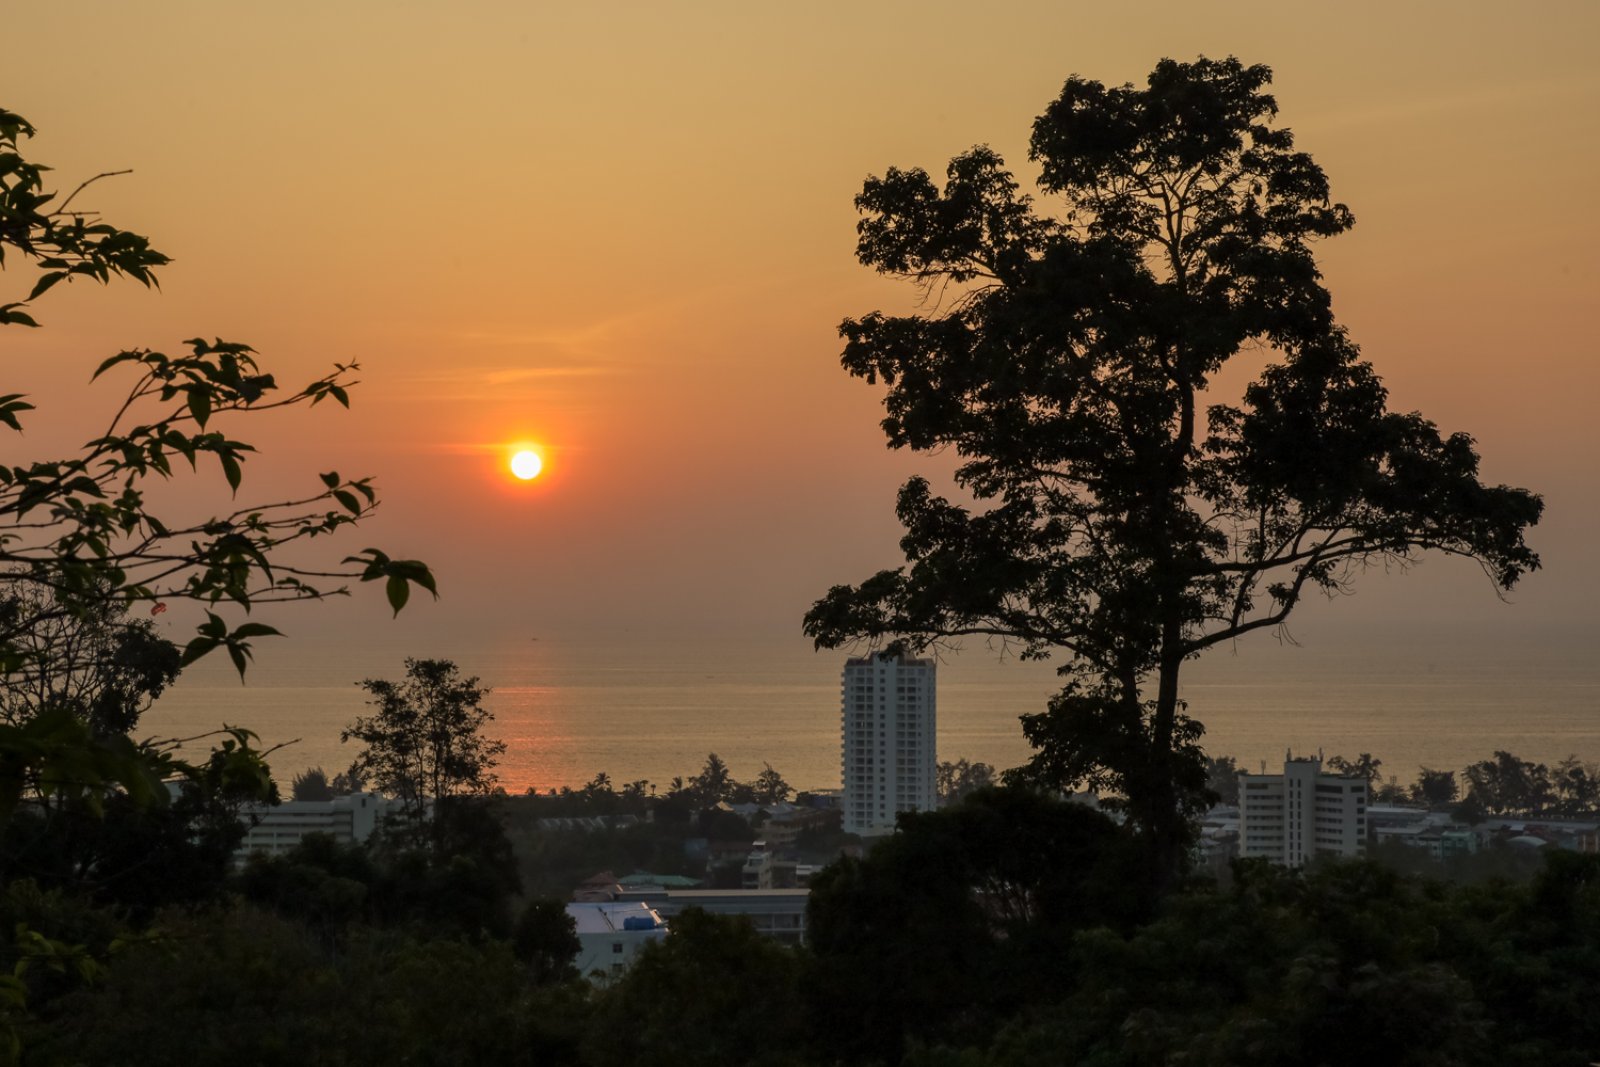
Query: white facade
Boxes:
[
  {"xmin": 1239, "ymin": 755, "xmax": 1368, "ymax": 867},
  {"xmin": 841, "ymin": 653, "xmax": 936, "ymax": 835},
  {"xmin": 566, "ymin": 901, "xmax": 669, "ymax": 976},
  {"xmin": 235, "ymin": 792, "xmax": 392, "ymax": 860}
]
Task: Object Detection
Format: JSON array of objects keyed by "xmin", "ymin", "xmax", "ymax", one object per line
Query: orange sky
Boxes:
[{"xmin": 5, "ymin": 2, "xmax": 1597, "ymax": 651}]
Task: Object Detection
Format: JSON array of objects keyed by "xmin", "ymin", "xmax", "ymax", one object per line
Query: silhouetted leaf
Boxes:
[{"xmin": 386, "ymin": 575, "xmax": 410, "ymax": 615}]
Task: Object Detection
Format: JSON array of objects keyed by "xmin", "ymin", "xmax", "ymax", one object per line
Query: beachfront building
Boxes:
[
  {"xmin": 235, "ymin": 792, "xmax": 396, "ymax": 861},
  {"xmin": 1239, "ymin": 754, "xmax": 1368, "ymax": 867},
  {"xmin": 566, "ymin": 901, "xmax": 669, "ymax": 976},
  {"xmin": 841, "ymin": 653, "xmax": 937, "ymax": 836}
]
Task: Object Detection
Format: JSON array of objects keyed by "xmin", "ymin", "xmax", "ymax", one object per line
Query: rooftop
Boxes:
[
  {"xmin": 618, "ymin": 872, "xmax": 703, "ymax": 889},
  {"xmin": 844, "ymin": 653, "xmax": 935, "ymax": 669},
  {"xmin": 564, "ymin": 900, "xmax": 666, "ymax": 934}
]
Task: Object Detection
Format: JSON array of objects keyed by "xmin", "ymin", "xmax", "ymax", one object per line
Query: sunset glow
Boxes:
[{"xmin": 6, "ymin": 2, "xmax": 1593, "ymax": 643}]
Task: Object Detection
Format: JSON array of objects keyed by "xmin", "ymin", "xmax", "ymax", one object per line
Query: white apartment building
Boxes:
[
  {"xmin": 841, "ymin": 653, "xmax": 936, "ymax": 836},
  {"xmin": 1239, "ymin": 754, "xmax": 1368, "ymax": 867}
]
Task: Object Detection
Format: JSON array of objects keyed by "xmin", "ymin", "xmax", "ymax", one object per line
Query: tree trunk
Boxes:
[{"xmin": 1146, "ymin": 641, "xmax": 1187, "ymax": 894}]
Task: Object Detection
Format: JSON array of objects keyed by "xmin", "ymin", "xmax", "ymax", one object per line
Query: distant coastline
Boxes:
[{"xmin": 145, "ymin": 621, "xmax": 1600, "ymax": 795}]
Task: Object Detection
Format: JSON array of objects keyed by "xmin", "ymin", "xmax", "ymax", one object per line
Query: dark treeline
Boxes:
[
  {"xmin": 411, "ymin": 754, "xmax": 991, "ymax": 815},
  {"xmin": 7, "ymin": 785, "xmax": 1600, "ymax": 1066},
  {"xmin": 486, "ymin": 755, "xmax": 995, "ymax": 897},
  {"xmin": 510, "ymin": 752, "xmax": 797, "ymax": 815},
  {"xmin": 496, "ymin": 754, "xmax": 850, "ymax": 898}
]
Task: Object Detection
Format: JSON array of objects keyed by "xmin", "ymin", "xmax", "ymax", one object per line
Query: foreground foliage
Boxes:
[
  {"xmin": 7, "ymin": 788, "xmax": 1599, "ymax": 1067},
  {"xmin": 0, "ymin": 103, "xmax": 436, "ymax": 1056}
]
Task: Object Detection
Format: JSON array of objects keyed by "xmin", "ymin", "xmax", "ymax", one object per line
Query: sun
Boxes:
[{"xmin": 510, "ymin": 449, "xmax": 543, "ymax": 481}]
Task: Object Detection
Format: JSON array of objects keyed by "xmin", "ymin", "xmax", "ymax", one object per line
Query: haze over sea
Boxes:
[{"xmin": 145, "ymin": 619, "xmax": 1599, "ymax": 794}]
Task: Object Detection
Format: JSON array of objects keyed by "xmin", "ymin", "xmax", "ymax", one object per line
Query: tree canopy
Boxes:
[
  {"xmin": 0, "ymin": 588, "xmax": 179, "ymax": 739},
  {"xmin": 803, "ymin": 57, "xmax": 1541, "ymax": 883},
  {"xmin": 343, "ymin": 658, "xmax": 506, "ymax": 852}
]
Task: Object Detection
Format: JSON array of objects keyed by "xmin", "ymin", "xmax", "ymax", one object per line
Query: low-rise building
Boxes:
[
  {"xmin": 1438, "ymin": 827, "xmax": 1480, "ymax": 858},
  {"xmin": 616, "ymin": 871, "xmax": 704, "ymax": 892},
  {"xmin": 742, "ymin": 845, "xmax": 775, "ymax": 890},
  {"xmin": 612, "ymin": 887, "xmax": 812, "ymax": 945},
  {"xmin": 1195, "ymin": 805, "xmax": 1240, "ymax": 869},
  {"xmin": 799, "ymin": 789, "xmax": 842, "ymax": 811},
  {"xmin": 737, "ymin": 847, "xmax": 813, "ymax": 890},
  {"xmin": 760, "ymin": 806, "xmax": 839, "ymax": 850},
  {"xmin": 536, "ymin": 814, "xmax": 641, "ymax": 833},
  {"xmin": 235, "ymin": 792, "xmax": 394, "ymax": 861},
  {"xmin": 573, "ymin": 870, "xmax": 624, "ymax": 902},
  {"xmin": 567, "ymin": 901, "xmax": 669, "ymax": 977}
]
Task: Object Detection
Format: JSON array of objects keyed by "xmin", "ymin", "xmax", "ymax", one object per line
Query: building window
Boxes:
[{"xmin": 612, "ymin": 942, "xmax": 623, "ymax": 954}]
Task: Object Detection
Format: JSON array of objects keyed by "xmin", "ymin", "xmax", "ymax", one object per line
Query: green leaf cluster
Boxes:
[
  {"xmin": 0, "ymin": 109, "xmax": 167, "ymax": 329},
  {"xmin": 0, "ymin": 109, "xmax": 437, "ymax": 683}
]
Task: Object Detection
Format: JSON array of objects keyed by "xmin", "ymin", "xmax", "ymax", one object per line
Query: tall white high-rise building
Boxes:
[
  {"xmin": 1238, "ymin": 752, "xmax": 1368, "ymax": 867},
  {"xmin": 840, "ymin": 653, "xmax": 936, "ymax": 835}
]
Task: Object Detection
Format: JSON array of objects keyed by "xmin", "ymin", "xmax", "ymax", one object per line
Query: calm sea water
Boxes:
[{"xmin": 144, "ymin": 623, "xmax": 1600, "ymax": 793}]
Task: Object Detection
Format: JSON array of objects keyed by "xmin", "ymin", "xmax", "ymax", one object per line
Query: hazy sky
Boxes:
[{"xmin": 5, "ymin": 2, "xmax": 1597, "ymax": 653}]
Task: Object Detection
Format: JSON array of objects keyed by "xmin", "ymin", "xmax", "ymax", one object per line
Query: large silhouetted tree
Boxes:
[{"xmin": 804, "ymin": 57, "xmax": 1541, "ymax": 886}]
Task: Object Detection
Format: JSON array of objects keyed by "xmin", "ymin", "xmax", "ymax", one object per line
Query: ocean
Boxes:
[{"xmin": 142, "ymin": 620, "xmax": 1600, "ymax": 794}]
